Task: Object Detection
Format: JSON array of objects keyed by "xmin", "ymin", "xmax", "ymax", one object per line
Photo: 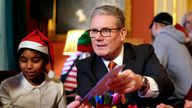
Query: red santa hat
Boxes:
[{"xmin": 18, "ymin": 30, "xmax": 55, "ymax": 71}]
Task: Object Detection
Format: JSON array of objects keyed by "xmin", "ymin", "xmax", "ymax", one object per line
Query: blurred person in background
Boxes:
[
  {"xmin": 181, "ymin": 12, "xmax": 192, "ymax": 40},
  {"xmin": 175, "ymin": 23, "xmax": 192, "ymax": 56},
  {"xmin": 149, "ymin": 12, "xmax": 192, "ymax": 107},
  {"xmin": 60, "ymin": 31, "xmax": 93, "ymax": 104}
]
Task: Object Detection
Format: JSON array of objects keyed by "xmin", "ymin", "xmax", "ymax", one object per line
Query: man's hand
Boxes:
[
  {"xmin": 184, "ymin": 100, "xmax": 192, "ymax": 108},
  {"xmin": 66, "ymin": 95, "xmax": 92, "ymax": 108},
  {"xmin": 156, "ymin": 103, "xmax": 173, "ymax": 108},
  {"xmin": 108, "ymin": 69, "xmax": 143, "ymax": 94}
]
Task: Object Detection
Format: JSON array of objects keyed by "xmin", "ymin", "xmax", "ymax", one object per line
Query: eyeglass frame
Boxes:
[{"xmin": 87, "ymin": 27, "xmax": 123, "ymax": 38}]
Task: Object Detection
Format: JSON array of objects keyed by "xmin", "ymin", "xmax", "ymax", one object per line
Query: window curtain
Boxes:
[
  {"xmin": 0, "ymin": 0, "xmax": 15, "ymax": 70},
  {"xmin": 154, "ymin": 0, "xmax": 187, "ymax": 24}
]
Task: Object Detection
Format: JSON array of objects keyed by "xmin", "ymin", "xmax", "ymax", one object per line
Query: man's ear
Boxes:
[
  {"xmin": 153, "ymin": 22, "xmax": 160, "ymax": 29},
  {"xmin": 120, "ymin": 27, "xmax": 127, "ymax": 41}
]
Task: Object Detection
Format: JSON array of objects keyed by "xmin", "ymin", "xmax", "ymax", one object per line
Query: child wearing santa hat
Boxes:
[{"xmin": 0, "ymin": 30, "xmax": 67, "ymax": 108}]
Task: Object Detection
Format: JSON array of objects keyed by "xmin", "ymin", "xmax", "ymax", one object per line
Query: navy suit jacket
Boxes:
[{"xmin": 76, "ymin": 43, "xmax": 174, "ymax": 107}]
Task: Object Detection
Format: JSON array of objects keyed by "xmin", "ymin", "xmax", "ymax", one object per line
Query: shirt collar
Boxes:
[
  {"xmin": 103, "ymin": 46, "xmax": 124, "ymax": 69},
  {"xmin": 21, "ymin": 73, "xmax": 48, "ymax": 91}
]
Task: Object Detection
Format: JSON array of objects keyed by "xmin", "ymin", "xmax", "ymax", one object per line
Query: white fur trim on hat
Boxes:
[{"xmin": 18, "ymin": 41, "xmax": 48, "ymax": 54}]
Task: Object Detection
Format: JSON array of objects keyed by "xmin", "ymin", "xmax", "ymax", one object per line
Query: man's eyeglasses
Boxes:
[{"xmin": 87, "ymin": 28, "xmax": 122, "ymax": 38}]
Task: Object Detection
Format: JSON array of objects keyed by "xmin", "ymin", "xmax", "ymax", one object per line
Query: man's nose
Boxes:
[{"xmin": 94, "ymin": 31, "xmax": 103, "ymax": 39}]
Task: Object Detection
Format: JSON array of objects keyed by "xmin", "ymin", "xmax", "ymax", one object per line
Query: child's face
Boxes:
[{"xmin": 19, "ymin": 49, "xmax": 44, "ymax": 81}]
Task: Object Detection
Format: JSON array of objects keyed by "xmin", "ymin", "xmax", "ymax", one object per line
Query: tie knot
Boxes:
[{"xmin": 108, "ymin": 61, "xmax": 117, "ymax": 71}]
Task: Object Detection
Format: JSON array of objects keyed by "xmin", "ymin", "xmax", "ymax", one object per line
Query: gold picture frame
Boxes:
[{"xmin": 47, "ymin": 0, "xmax": 131, "ymax": 42}]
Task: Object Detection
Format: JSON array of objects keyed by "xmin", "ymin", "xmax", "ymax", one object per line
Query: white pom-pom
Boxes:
[{"xmin": 48, "ymin": 70, "xmax": 55, "ymax": 79}]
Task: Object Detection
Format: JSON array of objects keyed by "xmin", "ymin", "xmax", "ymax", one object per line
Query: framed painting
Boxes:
[{"xmin": 48, "ymin": 0, "xmax": 131, "ymax": 42}]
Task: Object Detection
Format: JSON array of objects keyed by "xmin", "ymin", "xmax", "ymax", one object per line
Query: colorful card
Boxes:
[{"xmin": 81, "ymin": 65, "xmax": 125, "ymax": 102}]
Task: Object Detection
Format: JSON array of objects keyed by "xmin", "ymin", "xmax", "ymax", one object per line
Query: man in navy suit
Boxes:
[{"xmin": 66, "ymin": 5, "xmax": 174, "ymax": 108}]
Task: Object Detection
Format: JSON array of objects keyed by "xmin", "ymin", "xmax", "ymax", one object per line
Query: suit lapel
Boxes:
[
  {"xmin": 92, "ymin": 55, "xmax": 108, "ymax": 81},
  {"xmin": 122, "ymin": 43, "xmax": 138, "ymax": 101},
  {"xmin": 123, "ymin": 44, "xmax": 136, "ymax": 71}
]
